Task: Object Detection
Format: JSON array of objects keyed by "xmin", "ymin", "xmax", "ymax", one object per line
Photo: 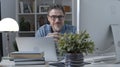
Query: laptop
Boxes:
[{"xmin": 15, "ymin": 37, "xmax": 58, "ymax": 62}]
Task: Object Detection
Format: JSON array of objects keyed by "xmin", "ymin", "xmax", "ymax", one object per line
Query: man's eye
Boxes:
[
  {"xmin": 58, "ymin": 16, "xmax": 63, "ymax": 18},
  {"xmin": 52, "ymin": 16, "xmax": 56, "ymax": 18}
]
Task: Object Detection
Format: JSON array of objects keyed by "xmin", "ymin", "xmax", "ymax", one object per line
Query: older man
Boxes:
[{"xmin": 35, "ymin": 4, "xmax": 76, "ymax": 41}]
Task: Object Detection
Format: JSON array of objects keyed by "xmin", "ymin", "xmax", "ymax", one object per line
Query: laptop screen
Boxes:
[{"xmin": 15, "ymin": 37, "xmax": 58, "ymax": 62}]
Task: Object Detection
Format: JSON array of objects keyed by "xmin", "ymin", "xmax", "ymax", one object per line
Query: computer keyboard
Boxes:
[
  {"xmin": 94, "ymin": 55, "xmax": 116, "ymax": 62},
  {"xmin": 84, "ymin": 54, "xmax": 116, "ymax": 63}
]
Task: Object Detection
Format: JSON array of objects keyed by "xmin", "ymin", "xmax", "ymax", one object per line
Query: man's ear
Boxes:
[
  {"xmin": 47, "ymin": 16, "xmax": 50, "ymax": 22},
  {"xmin": 47, "ymin": 15, "xmax": 49, "ymax": 20}
]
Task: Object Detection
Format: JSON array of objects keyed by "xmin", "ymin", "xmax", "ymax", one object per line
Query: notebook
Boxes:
[{"xmin": 15, "ymin": 37, "xmax": 58, "ymax": 62}]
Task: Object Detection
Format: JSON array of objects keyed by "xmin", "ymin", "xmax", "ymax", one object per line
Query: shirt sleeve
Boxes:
[
  {"xmin": 35, "ymin": 28, "xmax": 44, "ymax": 37},
  {"xmin": 35, "ymin": 24, "xmax": 51, "ymax": 37},
  {"xmin": 72, "ymin": 26, "xmax": 77, "ymax": 34},
  {"xmin": 35, "ymin": 25, "xmax": 47, "ymax": 37},
  {"xmin": 65, "ymin": 24, "xmax": 77, "ymax": 34}
]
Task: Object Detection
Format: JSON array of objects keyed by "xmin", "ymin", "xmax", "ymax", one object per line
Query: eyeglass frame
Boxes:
[{"xmin": 48, "ymin": 15, "xmax": 65, "ymax": 21}]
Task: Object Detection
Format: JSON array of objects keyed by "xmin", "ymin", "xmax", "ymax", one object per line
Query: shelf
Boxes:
[
  {"xmin": 66, "ymin": 12, "xmax": 72, "ymax": 14},
  {"xmin": 17, "ymin": 13, "xmax": 35, "ymax": 15},
  {"xmin": 36, "ymin": 12, "xmax": 47, "ymax": 14},
  {"xmin": 18, "ymin": 31, "xmax": 35, "ymax": 37},
  {"xmin": 18, "ymin": 31, "xmax": 35, "ymax": 33},
  {"xmin": 36, "ymin": 12, "xmax": 72, "ymax": 15},
  {"xmin": 16, "ymin": 0, "xmax": 72, "ymax": 37}
]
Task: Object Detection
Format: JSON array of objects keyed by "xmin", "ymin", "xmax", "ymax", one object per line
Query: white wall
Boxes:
[
  {"xmin": 80, "ymin": 0, "xmax": 120, "ymax": 54},
  {"xmin": 1, "ymin": 0, "xmax": 15, "ymax": 19},
  {"xmin": 72, "ymin": 0, "xmax": 77, "ymax": 26}
]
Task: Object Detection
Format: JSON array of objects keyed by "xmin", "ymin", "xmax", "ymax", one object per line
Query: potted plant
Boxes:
[{"xmin": 58, "ymin": 31, "xmax": 94, "ymax": 67}]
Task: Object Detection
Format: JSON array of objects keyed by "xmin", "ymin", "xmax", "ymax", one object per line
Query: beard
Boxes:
[{"xmin": 53, "ymin": 24, "xmax": 62, "ymax": 32}]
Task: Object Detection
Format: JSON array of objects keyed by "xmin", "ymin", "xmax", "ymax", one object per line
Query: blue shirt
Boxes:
[{"xmin": 35, "ymin": 24, "xmax": 76, "ymax": 37}]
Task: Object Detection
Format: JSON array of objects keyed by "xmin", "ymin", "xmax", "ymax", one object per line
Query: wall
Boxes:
[
  {"xmin": 1, "ymin": 0, "xmax": 15, "ymax": 19},
  {"xmin": 72, "ymin": 0, "xmax": 77, "ymax": 26},
  {"xmin": 80, "ymin": 0, "xmax": 120, "ymax": 54}
]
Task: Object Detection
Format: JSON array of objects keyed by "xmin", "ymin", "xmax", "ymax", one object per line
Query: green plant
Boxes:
[
  {"xmin": 19, "ymin": 17, "xmax": 30, "ymax": 31},
  {"xmin": 58, "ymin": 31, "xmax": 94, "ymax": 55}
]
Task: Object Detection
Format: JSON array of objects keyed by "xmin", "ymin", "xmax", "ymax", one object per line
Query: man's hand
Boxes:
[{"xmin": 46, "ymin": 32, "xmax": 60, "ymax": 42}]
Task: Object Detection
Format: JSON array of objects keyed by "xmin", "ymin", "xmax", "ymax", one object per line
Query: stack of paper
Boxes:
[{"xmin": 10, "ymin": 51, "xmax": 45, "ymax": 65}]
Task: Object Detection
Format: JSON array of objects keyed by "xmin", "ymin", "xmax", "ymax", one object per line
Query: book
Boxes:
[
  {"xmin": 19, "ymin": 1, "xmax": 24, "ymax": 13},
  {"xmin": 31, "ymin": 0, "xmax": 35, "ymax": 13},
  {"xmin": 15, "ymin": 60, "xmax": 45, "ymax": 65},
  {"xmin": 27, "ymin": 4, "xmax": 32, "ymax": 13},
  {"xmin": 10, "ymin": 51, "xmax": 44, "ymax": 59},
  {"xmin": 23, "ymin": 2, "xmax": 30, "ymax": 13},
  {"xmin": 13, "ymin": 58, "xmax": 45, "ymax": 62}
]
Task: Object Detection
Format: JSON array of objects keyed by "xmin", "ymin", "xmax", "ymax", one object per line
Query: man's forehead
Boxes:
[{"xmin": 49, "ymin": 9, "xmax": 64, "ymax": 15}]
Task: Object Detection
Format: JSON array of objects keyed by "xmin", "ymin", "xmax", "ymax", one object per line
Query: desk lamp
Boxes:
[{"xmin": 0, "ymin": 18, "xmax": 19, "ymax": 56}]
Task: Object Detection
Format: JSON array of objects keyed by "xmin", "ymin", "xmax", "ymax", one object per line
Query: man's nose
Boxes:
[{"xmin": 55, "ymin": 18, "xmax": 61, "ymax": 22}]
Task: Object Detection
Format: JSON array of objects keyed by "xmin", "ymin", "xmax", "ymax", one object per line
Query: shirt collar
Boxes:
[{"xmin": 49, "ymin": 24, "xmax": 66, "ymax": 34}]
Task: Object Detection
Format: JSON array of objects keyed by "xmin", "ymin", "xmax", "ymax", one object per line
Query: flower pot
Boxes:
[{"xmin": 65, "ymin": 53, "xmax": 84, "ymax": 67}]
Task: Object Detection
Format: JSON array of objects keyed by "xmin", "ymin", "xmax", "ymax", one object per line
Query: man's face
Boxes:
[{"xmin": 47, "ymin": 9, "xmax": 65, "ymax": 32}]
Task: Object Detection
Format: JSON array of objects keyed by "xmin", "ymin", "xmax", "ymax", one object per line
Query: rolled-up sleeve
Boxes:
[
  {"xmin": 35, "ymin": 27, "xmax": 45, "ymax": 37},
  {"xmin": 35, "ymin": 24, "xmax": 51, "ymax": 37}
]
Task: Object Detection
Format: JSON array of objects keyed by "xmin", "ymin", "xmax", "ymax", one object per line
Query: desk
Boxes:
[
  {"xmin": 1, "ymin": 61, "xmax": 120, "ymax": 67},
  {"xmin": 1, "ymin": 57, "xmax": 120, "ymax": 67},
  {"xmin": 16, "ymin": 65, "xmax": 53, "ymax": 67},
  {"xmin": 84, "ymin": 64, "xmax": 120, "ymax": 67},
  {"xmin": 15, "ymin": 64, "xmax": 120, "ymax": 67}
]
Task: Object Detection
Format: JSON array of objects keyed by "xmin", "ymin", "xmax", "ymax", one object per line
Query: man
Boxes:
[{"xmin": 35, "ymin": 4, "xmax": 76, "ymax": 41}]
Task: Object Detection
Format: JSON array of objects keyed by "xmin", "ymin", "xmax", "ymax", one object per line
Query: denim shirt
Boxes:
[{"xmin": 35, "ymin": 24, "xmax": 76, "ymax": 37}]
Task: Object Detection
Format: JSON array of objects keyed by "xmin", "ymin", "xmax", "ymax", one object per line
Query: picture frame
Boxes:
[{"xmin": 39, "ymin": 5, "xmax": 49, "ymax": 13}]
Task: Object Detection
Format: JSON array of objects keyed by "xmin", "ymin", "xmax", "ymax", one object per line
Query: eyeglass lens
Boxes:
[{"xmin": 49, "ymin": 15, "xmax": 64, "ymax": 20}]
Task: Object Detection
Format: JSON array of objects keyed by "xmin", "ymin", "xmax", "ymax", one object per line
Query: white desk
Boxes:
[
  {"xmin": 16, "ymin": 64, "xmax": 120, "ymax": 67},
  {"xmin": 84, "ymin": 64, "xmax": 120, "ymax": 67},
  {"xmin": 15, "ymin": 64, "xmax": 120, "ymax": 67},
  {"xmin": 1, "ymin": 55, "xmax": 120, "ymax": 67},
  {"xmin": 1, "ymin": 61, "xmax": 120, "ymax": 67},
  {"xmin": 16, "ymin": 65, "xmax": 53, "ymax": 67}
]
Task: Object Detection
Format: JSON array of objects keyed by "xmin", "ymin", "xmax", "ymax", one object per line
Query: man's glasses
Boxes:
[{"xmin": 48, "ymin": 15, "xmax": 65, "ymax": 20}]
